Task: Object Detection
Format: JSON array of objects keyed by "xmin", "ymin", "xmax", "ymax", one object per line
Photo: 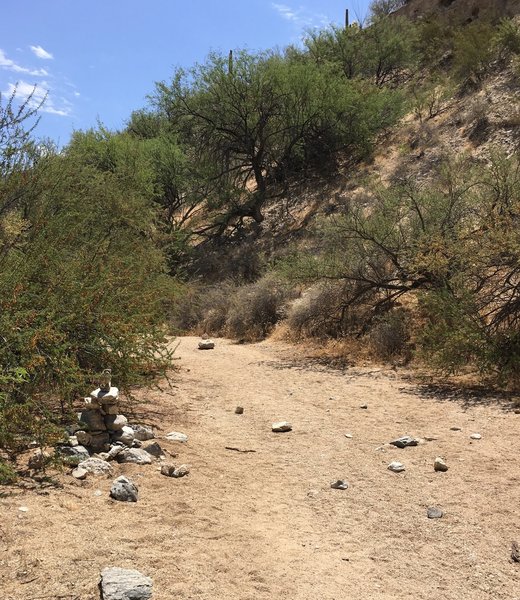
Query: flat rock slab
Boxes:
[
  {"xmin": 78, "ymin": 458, "xmax": 113, "ymax": 476},
  {"xmin": 165, "ymin": 431, "xmax": 188, "ymax": 443},
  {"xmin": 100, "ymin": 567, "xmax": 152, "ymax": 599},
  {"xmin": 390, "ymin": 436, "xmax": 419, "ymax": 448},
  {"xmin": 91, "ymin": 386, "xmax": 119, "ymax": 402},
  {"xmin": 117, "ymin": 448, "xmax": 153, "ymax": 465},
  {"xmin": 272, "ymin": 421, "xmax": 292, "ymax": 432}
]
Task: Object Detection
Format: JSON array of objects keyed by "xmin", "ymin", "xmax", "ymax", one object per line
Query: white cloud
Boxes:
[
  {"xmin": 30, "ymin": 45, "xmax": 53, "ymax": 60},
  {"xmin": 0, "ymin": 49, "xmax": 48, "ymax": 76},
  {"xmin": 271, "ymin": 3, "xmax": 329, "ymax": 29},
  {"xmin": 5, "ymin": 81, "xmax": 72, "ymax": 117}
]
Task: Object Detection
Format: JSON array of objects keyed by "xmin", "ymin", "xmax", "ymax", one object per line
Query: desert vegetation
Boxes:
[{"xmin": 1, "ymin": 6, "xmax": 520, "ymax": 479}]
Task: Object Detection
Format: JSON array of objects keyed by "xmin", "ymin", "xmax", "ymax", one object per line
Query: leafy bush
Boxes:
[
  {"xmin": 369, "ymin": 309, "xmax": 411, "ymax": 360},
  {"xmin": 494, "ymin": 18, "xmax": 520, "ymax": 57},
  {"xmin": 452, "ymin": 21, "xmax": 496, "ymax": 82}
]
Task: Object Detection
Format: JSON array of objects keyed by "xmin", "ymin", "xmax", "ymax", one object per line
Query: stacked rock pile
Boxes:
[{"xmin": 75, "ymin": 369, "xmax": 136, "ymax": 453}]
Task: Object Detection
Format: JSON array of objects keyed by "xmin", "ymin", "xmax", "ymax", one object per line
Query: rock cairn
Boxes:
[{"xmin": 76, "ymin": 369, "xmax": 135, "ymax": 454}]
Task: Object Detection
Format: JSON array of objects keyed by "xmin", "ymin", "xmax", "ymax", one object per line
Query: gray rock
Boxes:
[
  {"xmin": 78, "ymin": 457, "xmax": 113, "ymax": 476},
  {"xmin": 165, "ymin": 431, "xmax": 188, "ymax": 443},
  {"xmin": 388, "ymin": 461, "xmax": 405, "ymax": 473},
  {"xmin": 434, "ymin": 457, "xmax": 449, "ymax": 472},
  {"xmin": 272, "ymin": 421, "xmax": 292, "ymax": 432},
  {"xmin": 330, "ymin": 480, "xmax": 349, "ymax": 490},
  {"xmin": 58, "ymin": 445, "xmax": 90, "ymax": 463},
  {"xmin": 79, "ymin": 410, "xmax": 106, "ymax": 432},
  {"xmin": 117, "ymin": 448, "xmax": 152, "ymax": 465},
  {"xmin": 104, "ymin": 414, "xmax": 128, "ymax": 432},
  {"xmin": 390, "ymin": 436, "xmax": 419, "ymax": 448},
  {"xmin": 112, "ymin": 426, "xmax": 135, "ymax": 446},
  {"xmin": 427, "ymin": 506, "xmax": 444, "ymax": 519},
  {"xmin": 110, "ymin": 476, "xmax": 138, "ymax": 503},
  {"xmin": 131, "ymin": 425, "xmax": 155, "ymax": 441},
  {"xmin": 143, "ymin": 442, "xmax": 164, "ymax": 458},
  {"xmin": 100, "ymin": 567, "xmax": 152, "ymax": 600}
]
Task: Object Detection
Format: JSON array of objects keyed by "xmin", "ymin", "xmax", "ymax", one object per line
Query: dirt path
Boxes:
[{"xmin": 1, "ymin": 336, "xmax": 520, "ymax": 599}]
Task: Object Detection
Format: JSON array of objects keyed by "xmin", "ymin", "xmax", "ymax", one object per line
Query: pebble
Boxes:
[
  {"xmin": 131, "ymin": 425, "xmax": 155, "ymax": 441},
  {"xmin": 272, "ymin": 421, "xmax": 292, "ymax": 432},
  {"xmin": 165, "ymin": 431, "xmax": 188, "ymax": 443},
  {"xmin": 388, "ymin": 461, "xmax": 406, "ymax": 473},
  {"xmin": 360, "ymin": 404, "xmax": 368, "ymax": 409},
  {"xmin": 110, "ymin": 476, "xmax": 139, "ymax": 502},
  {"xmin": 390, "ymin": 436, "xmax": 419, "ymax": 448},
  {"xmin": 330, "ymin": 480, "xmax": 349, "ymax": 490},
  {"xmin": 344, "ymin": 433, "xmax": 353, "ymax": 439},
  {"xmin": 235, "ymin": 406, "xmax": 244, "ymax": 414},
  {"xmin": 99, "ymin": 567, "xmax": 152, "ymax": 600},
  {"xmin": 450, "ymin": 427, "xmax": 462, "ymax": 431},
  {"xmin": 18, "ymin": 506, "xmax": 29, "ymax": 512},
  {"xmin": 72, "ymin": 466, "xmax": 88, "ymax": 480},
  {"xmin": 427, "ymin": 506, "xmax": 444, "ymax": 519},
  {"xmin": 470, "ymin": 433, "xmax": 482, "ymax": 440},
  {"xmin": 93, "ymin": 490, "xmax": 103, "ymax": 497},
  {"xmin": 434, "ymin": 457, "xmax": 449, "ymax": 472},
  {"xmin": 160, "ymin": 464, "xmax": 190, "ymax": 478}
]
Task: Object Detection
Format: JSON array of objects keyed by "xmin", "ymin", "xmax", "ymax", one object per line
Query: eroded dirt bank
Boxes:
[{"xmin": 1, "ymin": 337, "xmax": 519, "ymax": 599}]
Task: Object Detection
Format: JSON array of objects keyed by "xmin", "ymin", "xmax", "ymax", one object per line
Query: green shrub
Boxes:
[
  {"xmin": 0, "ymin": 460, "xmax": 17, "ymax": 485},
  {"xmin": 494, "ymin": 18, "xmax": 520, "ymax": 57},
  {"xmin": 452, "ymin": 21, "xmax": 495, "ymax": 82}
]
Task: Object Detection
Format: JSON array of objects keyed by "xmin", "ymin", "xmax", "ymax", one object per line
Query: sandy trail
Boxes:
[{"xmin": 1, "ymin": 336, "xmax": 519, "ymax": 599}]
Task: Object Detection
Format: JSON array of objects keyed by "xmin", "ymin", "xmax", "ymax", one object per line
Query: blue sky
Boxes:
[{"xmin": 0, "ymin": 1, "xmax": 371, "ymax": 146}]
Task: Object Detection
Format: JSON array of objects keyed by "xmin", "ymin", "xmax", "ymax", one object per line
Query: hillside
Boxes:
[{"xmin": 396, "ymin": 0, "xmax": 520, "ymax": 22}]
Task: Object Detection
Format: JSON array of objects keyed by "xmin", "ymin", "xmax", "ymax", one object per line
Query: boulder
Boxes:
[
  {"xmin": 117, "ymin": 448, "xmax": 152, "ymax": 465},
  {"xmin": 131, "ymin": 425, "xmax": 155, "ymax": 441},
  {"xmin": 78, "ymin": 457, "xmax": 113, "ymax": 476},
  {"xmin": 110, "ymin": 476, "xmax": 138, "ymax": 503},
  {"xmin": 89, "ymin": 431, "xmax": 111, "ymax": 452},
  {"xmin": 104, "ymin": 415, "xmax": 128, "ymax": 432},
  {"xmin": 99, "ymin": 567, "xmax": 152, "ymax": 600},
  {"xmin": 58, "ymin": 445, "xmax": 90, "ymax": 463}
]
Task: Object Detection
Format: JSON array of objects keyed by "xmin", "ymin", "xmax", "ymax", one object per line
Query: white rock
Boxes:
[
  {"xmin": 107, "ymin": 445, "xmax": 124, "ymax": 460},
  {"xmin": 112, "ymin": 425, "xmax": 135, "ymax": 446},
  {"xmin": 68, "ymin": 435, "xmax": 79, "ymax": 447},
  {"xmin": 18, "ymin": 506, "xmax": 29, "ymax": 512},
  {"xmin": 90, "ymin": 386, "xmax": 119, "ymax": 402},
  {"xmin": 272, "ymin": 421, "xmax": 292, "ymax": 432},
  {"xmin": 165, "ymin": 431, "xmax": 188, "ymax": 443},
  {"xmin": 72, "ymin": 466, "xmax": 88, "ymax": 480},
  {"xmin": 470, "ymin": 433, "xmax": 482, "ymax": 440},
  {"xmin": 198, "ymin": 340, "xmax": 215, "ymax": 350},
  {"xmin": 78, "ymin": 457, "xmax": 113, "ymax": 476},
  {"xmin": 388, "ymin": 461, "xmax": 405, "ymax": 473},
  {"xmin": 344, "ymin": 433, "xmax": 353, "ymax": 439}
]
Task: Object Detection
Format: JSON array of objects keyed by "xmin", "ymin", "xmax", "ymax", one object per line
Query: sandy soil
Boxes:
[{"xmin": 1, "ymin": 336, "xmax": 520, "ymax": 600}]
